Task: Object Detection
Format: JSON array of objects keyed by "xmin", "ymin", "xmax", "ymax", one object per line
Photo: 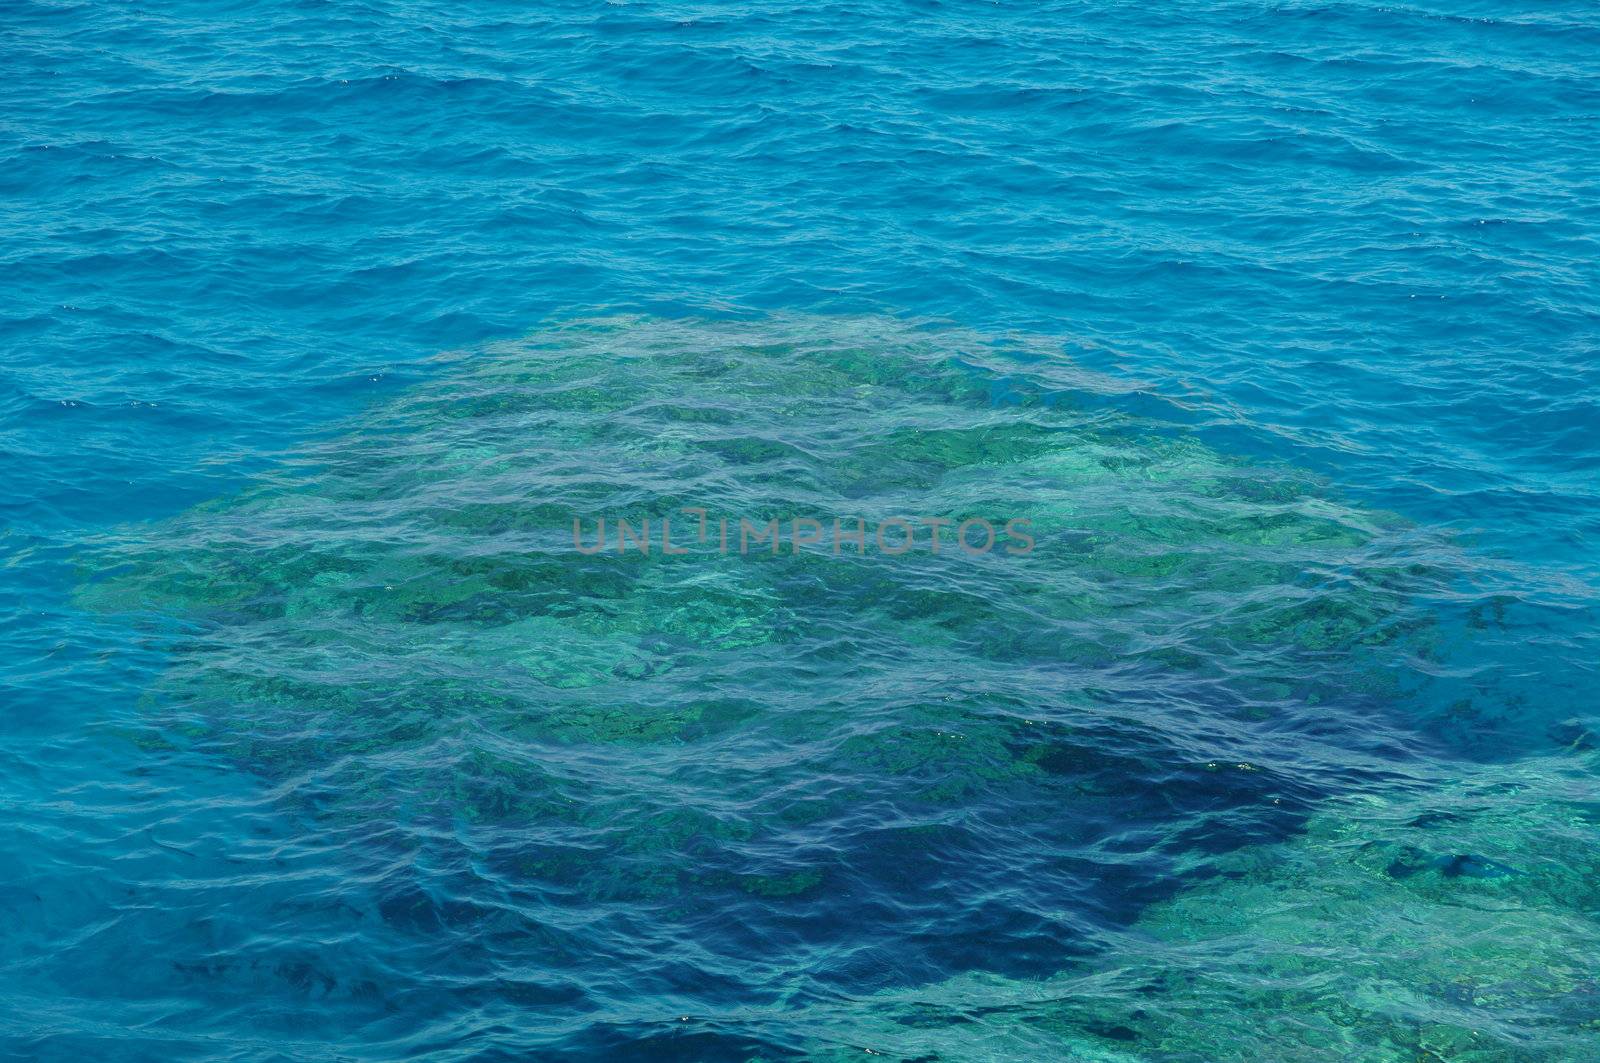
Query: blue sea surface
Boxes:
[{"xmin": 2, "ymin": 1, "xmax": 1598, "ymax": 1060}]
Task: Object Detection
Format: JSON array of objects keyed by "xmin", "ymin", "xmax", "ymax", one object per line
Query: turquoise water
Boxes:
[{"xmin": 3, "ymin": 2, "xmax": 1598, "ymax": 1060}]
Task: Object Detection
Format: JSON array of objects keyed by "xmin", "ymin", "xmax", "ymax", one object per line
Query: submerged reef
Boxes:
[
  {"xmin": 75, "ymin": 315, "xmax": 1570, "ymax": 1055},
  {"xmin": 798, "ymin": 752, "xmax": 1600, "ymax": 1062}
]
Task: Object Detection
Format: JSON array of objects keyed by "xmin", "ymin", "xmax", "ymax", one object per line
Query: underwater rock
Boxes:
[
  {"xmin": 76, "ymin": 316, "xmax": 1465, "ymax": 1018},
  {"xmin": 1118, "ymin": 752, "xmax": 1600, "ymax": 1061},
  {"xmin": 791, "ymin": 752, "xmax": 1600, "ymax": 1061}
]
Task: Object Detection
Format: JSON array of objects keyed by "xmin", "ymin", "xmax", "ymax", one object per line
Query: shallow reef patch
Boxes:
[{"xmin": 74, "ymin": 315, "xmax": 1563, "ymax": 1050}]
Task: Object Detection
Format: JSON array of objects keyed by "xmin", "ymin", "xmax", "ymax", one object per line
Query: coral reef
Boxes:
[{"xmin": 75, "ymin": 316, "xmax": 1532, "ymax": 1052}]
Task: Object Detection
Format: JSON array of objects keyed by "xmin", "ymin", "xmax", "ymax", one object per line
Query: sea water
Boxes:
[{"xmin": 2, "ymin": 2, "xmax": 1597, "ymax": 1060}]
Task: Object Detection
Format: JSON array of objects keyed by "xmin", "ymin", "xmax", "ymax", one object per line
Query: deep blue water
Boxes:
[{"xmin": 3, "ymin": 2, "xmax": 1598, "ymax": 1060}]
